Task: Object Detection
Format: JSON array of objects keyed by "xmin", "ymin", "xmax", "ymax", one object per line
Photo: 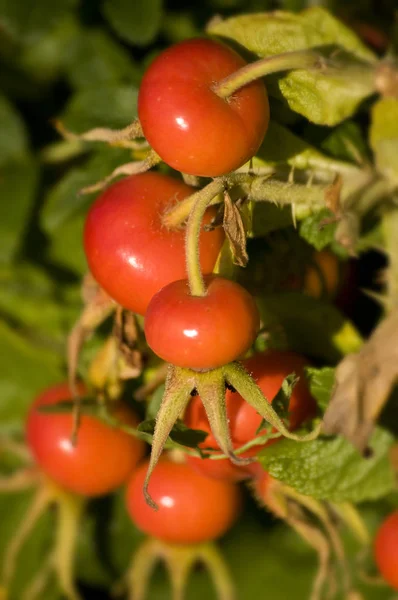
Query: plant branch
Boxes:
[{"xmin": 213, "ymin": 49, "xmax": 323, "ymax": 98}]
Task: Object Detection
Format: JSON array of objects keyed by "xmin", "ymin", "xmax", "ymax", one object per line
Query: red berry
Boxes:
[
  {"xmin": 126, "ymin": 458, "xmax": 241, "ymax": 544},
  {"xmin": 26, "ymin": 383, "xmax": 146, "ymax": 497},
  {"xmin": 84, "ymin": 172, "xmax": 224, "ymax": 315},
  {"xmin": 185, "ymin": 350, "xmax": 316, "ymax": 481},
  {"xmin": 138, "ymin": 38, "xmax": 269, "ymax": 177},
  {"xmin": 374, "ymin": 510, "xmax": 398, "ymax": 590},
  {"xmin": 144, "ymin": 275, "xmax": 260, "ymax": 370}
]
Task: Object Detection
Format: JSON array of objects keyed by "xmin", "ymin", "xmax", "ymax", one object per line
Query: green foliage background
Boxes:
[{"xmin": 0, "ymin": 0, "xmax": 397, "ymax": 598}]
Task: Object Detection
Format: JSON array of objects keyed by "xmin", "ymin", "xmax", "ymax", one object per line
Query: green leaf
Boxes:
[
  {"xmin": 258, "ymin": 427, "xmax": 395, "ymax": 503},
  {"xmin": 137, "ymin": 418, "xmax": 208, "ymax": 449},
  {"xmin": 46, "ymin": 212, "xmax": 87, "ymax": 275},
  {"xmin": 18, "ymin": 15, "xmax": 79, "ymax": 83},
  {"xmin": 75, "ymin": 491, "xmax": 143, "ymax": 585},
  {"xmin": 60, "ymin": 85, "xmax": 138, "ymax": 132},
  {"xmin": 253, "ymin": 120, "xmax": 345, "ymax": 172},
  {"xmin": 305, "ymin": 366, "xmax": 335, "ymax": 412},
  {"xmin": 146, "ymin": 384, "xmax": 165, "ymax": 420},
  {"xmin": 209, "ymin": 7, "xmax": 376, "ymax": 125},
  {"xmin": 0, "ymin": 490, "xmax": 61, "ymax": 599},
  {"xmin": 0, "ymin": 320, "xmax": 63, "ymax": 434},
  {"xmin": 0, "ymin": 263, "xmax": 79, "ymax": 340},
  {"xmin": 37, "ymin": 397, "xmax": 96, "ymax": 414},
  {"xmin": 65, "ymin": 29, "xmax": 141, "ymax": 90},
  {"xmin": 0, "ymin": 157, "xmax": 39, "ymax": 264},
  {"xmin": 370, "ymin": 97, "xmax": 398, "ymax": 186},
  {"xmin": 271, "ymin": 373, "xmax": 299, "ymax": 420},
  {"xmin": 41, "ymin": 147, "xmax": 131, "ymax": 233},
  {"xmin": 102, "ymin": 0, "xmax": 163, "ymax": 46},
  {"xmin": 321, "ymin": 120, "xmax": 369, "ymax": 163},
  {"xmin": 248, "ymin": 202, "xmax": 293, "ymax": 238},
  {"xmin": 0, "ymin": 0, "xmax": 76, "ymax": 43},
  {"xmin": 0, "ymin": 94, "xmax": 28, "ymax": 165},
  {"xmin": 257, "ymin": 292, "xmax": 363, "ymax": 362},
  {"xmin": 299, "ymin": 208, "xmax": 336, "ymax": 251}
]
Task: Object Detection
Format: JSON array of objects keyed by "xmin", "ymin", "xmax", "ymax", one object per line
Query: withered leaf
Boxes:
[
  {"xmin": 323, "ymin": 307, "xmax": 398, "ymax": 453},
  {"xmin": 113, "ymin": 307, "xmax": 143, "ymax": 378},
  {"xmin": 67, "ymin": 273, "xmax": 115, "ymax": 393},
  {"xmin": 324, "ymin": 174, "xmax": 343, "ymax": 215},
  {"xmin": 223, "ymin": 191, "xmax": 248, "ymax": 267}
]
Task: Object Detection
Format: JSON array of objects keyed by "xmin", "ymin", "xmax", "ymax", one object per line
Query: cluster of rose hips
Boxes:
[
  {"xmin": 17, "ymin": 345, "xmax": 315, "ymax": 599},
  {"xmin": 4, "ymin": 35, "xmax": 397, "ymax": 600}
]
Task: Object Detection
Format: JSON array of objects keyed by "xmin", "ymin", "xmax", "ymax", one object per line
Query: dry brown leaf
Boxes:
[
  {"xmin": 323, "ymin": 307, "xmax": 398, "ymax": 453},
  {"xmin": 325, "ymin": 174, "xmax": 343, "ymax": 215},
  {"xmin": 113, "ymin": 307, "xmax": 143, "ymax": 378},
  {"xmin": 67, "ymin": 274, "xmax": 115, "ymax": 395},
  {"xmin": 223, "ymin": 191, "xmax": 248, "ymax": 267}
]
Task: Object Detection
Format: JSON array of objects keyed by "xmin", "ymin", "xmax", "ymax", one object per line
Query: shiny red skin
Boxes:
[
  {"xmin": 185, "ymin": 350, "xmax": 316, "ymax": 481},
  {"xmin": 374, "ymin": 511, "xmax": 398, "ymax": 590},
  {"xmin": 26, "ymin": 383, "xmax": 146, "ymax": 497},
  {"xmin": 126, "ymin": 458, "xmax": 241, "ymax": 544},
  {"xmin": 84, "ymin": 172, "xmax": 224, "ymax": 316},
  {"xmin": 144, "ymin": 276, "xmax": 260, "ymax": 370},
  {"xmin": 138, "ymin": 38, "xmax": 269, "ymax": 177}
]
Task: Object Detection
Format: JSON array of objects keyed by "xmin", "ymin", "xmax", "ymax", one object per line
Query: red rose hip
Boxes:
[
  {"xmin": 144, "ymin": 275, "xmax": 260, "ymax": 370},
  {"xmin": 126, "ymin": 458, "xmax": 241, "ymax": 544},
  {"xmin": 26, "ymin": 382, "xmax": 145, "ymax": 497},
  {"xmin": 84, "ymin": 172, "xmax": 224, "ymax": 315},
  {"xmin": 138, "ymin": 38, "xmax": 269, "ymax": 177},
  {"xmin": 374, "ymin": 510, "xmax": 398, "ymax": 590}
]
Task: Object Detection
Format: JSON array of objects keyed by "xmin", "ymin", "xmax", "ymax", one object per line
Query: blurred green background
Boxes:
[{"xmin": 0, "ymin": 0, "xmax": 397, "ymax": 599}]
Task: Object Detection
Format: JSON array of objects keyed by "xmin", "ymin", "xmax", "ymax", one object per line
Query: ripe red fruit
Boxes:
[
  {"xmin": 138, "ymin": 38, "xmax": 269, "ymax": 177},
  {"xmin": 374, "ymin": 510, "xmax": 398, "ymax": 590},
  {"xmin": 144, "ymin": 275, "xmax": 260, "ymax": 370},
  {"xmin": 185, "ymin": 350, "xmax": 316, "ymax": 481},
  {"xmin": 26, "ymin": 382, "xmax": 146, "ymax": 497},
  {"xmin": 126, "ymin": 458, "xmax": 241, "ymax": 544},
  {"xmin": 84, "ymin": 172, "xmax": 224, "ymax": 316}
]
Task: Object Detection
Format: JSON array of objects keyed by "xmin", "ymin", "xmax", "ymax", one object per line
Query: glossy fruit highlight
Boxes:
[
  {"xmin": 26, "ymin": 382, "xmax": 145, "ymax": 497},
  {"xmin": 84, "ymin": 172, "xmax": 224, "ymax": 315},
  {"xmin": 144, "ymin": 275, "xmax": 260, "ymax": 370},
  {"xmin": 126, "ymin": 458, "xmax": 241, "ymax": 544},
  {"xmin": 138, "ymin": 38, "xmax": 269, "ymax": 177}
]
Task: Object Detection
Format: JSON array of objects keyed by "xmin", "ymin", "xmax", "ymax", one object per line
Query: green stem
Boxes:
[
  {"xmin": 185, "ymin": 180, "xmax": 226, "ymax": 297},
  {"xmin": 248, "ymin": 177, "xmax": 328, "ymax": 208},
  {"xmin": 196, "ymin": 543, "xmax": 236, "ymax": 600},
  {"xmin": 54, "ymin": 489, "xmax": 85, "ymax": 600},
  {"xmin": 213, "ymin": 49, "xmax": 322, "ymax": 98},
  {"xmin": 126, "ymin": 538, "xmax": 161, "ymax": 600},
  {"xmin": 163, "ymin": 174, "xmax": 250, "ymax": 230}
]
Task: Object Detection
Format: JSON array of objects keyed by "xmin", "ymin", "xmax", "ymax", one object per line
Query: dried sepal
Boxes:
[
  {"xmin": 54, "ymin": 118, "xmax": 144, "ymax": 144},
  {"xmin": 125, "ymin": 537, "xmax": 235, "ymax": 600},
  {"xmin": 143, "ymin": 366, "xmax": 193, "ymax": 509},
  {"xmin": 223, "ymin": 362, "xmax": 321, "ymax": 442},
  {"xmin": 222, "ymin": 191, "xmax": 248, "ymax": 267},
  {"xmin": 79, "ymin": 150, "xmax": 161, "ymax": 195},
  {"xmin": 323, "ymin": 307, "xmax": 398, "ymax": 453},
  {"xmin": 196, "ymin": 367, "xmax": 252, "ymax": 466}
]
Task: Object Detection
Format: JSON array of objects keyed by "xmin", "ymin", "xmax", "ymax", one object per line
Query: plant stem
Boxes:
[
  {"xmin": 163, "ymin": 174, "xmax": 249, "ymax": 230},
  {"xmin": 184, "ymin": 180, "xmax": 226, "ymax": 296},
  {"xmin": 248, "ymin": 177, "xmax": 328, "ymax": 208},
  {"xmin": 213, "ymin": 49, "xmax": 322, "ymax": 98}
]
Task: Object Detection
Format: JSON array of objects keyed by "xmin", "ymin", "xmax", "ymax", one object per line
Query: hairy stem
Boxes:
[
  {"xmin": 213, "ymin": 49, "xmax": 323, "ymax": 98},
  {"xmin": 184, "ymin": 180, "xmax": 226, "ymax": 296}
]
